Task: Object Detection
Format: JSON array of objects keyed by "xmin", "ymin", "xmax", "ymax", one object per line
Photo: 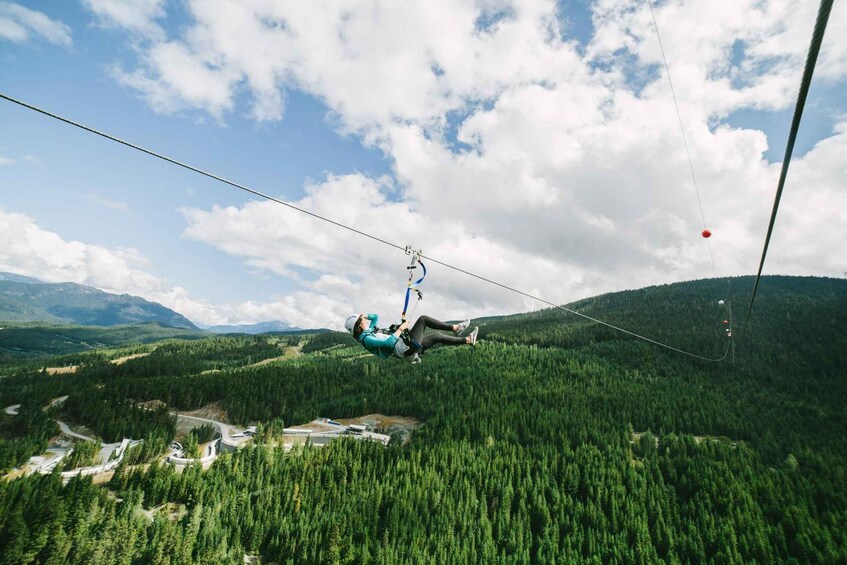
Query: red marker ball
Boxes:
[{"xmin": 701, "ymin": 229, "xmax": 712, "ymax": 238}]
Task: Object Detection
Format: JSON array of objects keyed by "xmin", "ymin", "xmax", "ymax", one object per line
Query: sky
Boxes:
[{"xmin": 0, "ymin": 0, "xmax": 845, "ymax": 330}]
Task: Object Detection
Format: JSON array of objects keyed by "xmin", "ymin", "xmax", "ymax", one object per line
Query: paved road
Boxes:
[{"xmin": 177, "ymin": 413, "xmax": 231, "ymax": 435}]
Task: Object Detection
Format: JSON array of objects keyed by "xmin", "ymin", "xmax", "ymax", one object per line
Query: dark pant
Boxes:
[{"xmin": 409, "ymin": 315, "xmax": 465, "ymax": 353}]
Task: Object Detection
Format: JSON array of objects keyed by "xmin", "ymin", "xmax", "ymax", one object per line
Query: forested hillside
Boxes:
[
  {"xmin": 0, "ymin": 322, "xmax": 206, "ymax": 363},
  {"xmin": 0, "ymin": 275, "xmax": 845, "ymax": 563}
]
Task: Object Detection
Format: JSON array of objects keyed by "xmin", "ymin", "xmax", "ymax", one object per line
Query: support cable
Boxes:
[
  {"xmin": 739, "ymin": 0, "xmax": 834, "ymax": 341},
  {"xmin": 647, "ymin": 0, "xmax": 717, "ymax": 277},
  {"xmin": 0, "ymin": 91, "xmax": 729, "ymax": 362}
]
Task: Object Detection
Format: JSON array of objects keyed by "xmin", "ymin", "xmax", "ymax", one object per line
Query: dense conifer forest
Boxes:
[
  {"xmin": 0, "ymin": 275, "xmax": 845, "ymax": 563},
  {"xmin": 0, "ymin": 322, "xmax": 206, "ymax": 362}
]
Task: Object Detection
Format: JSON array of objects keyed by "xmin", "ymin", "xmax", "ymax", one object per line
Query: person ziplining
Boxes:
[{"xmin": 345, "ymin": 313, "xmax": 477, "ymax": 364}]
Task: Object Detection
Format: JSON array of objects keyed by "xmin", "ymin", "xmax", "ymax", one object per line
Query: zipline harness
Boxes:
[{"xmin": 401, "ymin": 246, "xmax": 427, "ymax": 323}]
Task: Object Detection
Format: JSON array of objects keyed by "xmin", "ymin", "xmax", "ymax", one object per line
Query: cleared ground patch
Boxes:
[
  {"xmin": 337, "ymin": 414, "xmax": 422, "ymax": 444},
  {"xmin": 183, "ymin": 402, "xmax": 230, "ymax": 424},
  {"xmin": 136, "ymin": 399, "xmax": 167, "ymax": 411},
  {"xmin": 111, "ymin": 352, "xmax": 151, "ymax": 365},
  {"xmin": 46, "ymin": 365, "xmax": 77, "ymax": 375},
  {"xmin": 243, "ymin": 343, "xmax": 305, "ymax": 368},
  {"xmin": 45, "ymin": 351, "xmax": 153, "ymax": 374},
  {"xmin": 137, "ymin": 503, "xmax": 187, "ymax": 523}
]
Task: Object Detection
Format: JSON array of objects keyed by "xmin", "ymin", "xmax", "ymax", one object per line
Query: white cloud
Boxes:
[
  {"xmin": 102, "ymin": 0, "xmax": 595, "ymax": 125},
  {"xmin": 101, "ymin": 0, "xmax": 847, "ymax": 129},
  {"xmin": 81, "ymin": 0, "xmax": 166, "ymax": 40},
  {"xmin": 176, "ymin": 118, "xmax": 846, "ymax": 330},
  {"xmin": 763, "ymin": 122, "xmax": 847, "ymax": 275},
  {"xmin": 587, "ymin": 0, "xmax": 845, "ymax": 119},
  {"xmin": 0, "ymin": 208, "xmax": 157, "ymax": 296},
  {"xmin": 179, "ymin": 173, "xmax": 572, "ymax": 326},
  {"xmin": 0, "ymin": 2, "xmax": 72, "ymax": 46},
  {"xmin": 114, "ymin": 41, "xmax": 241, "ymax": 120},
  {"xmin": 0, "ymin": 156, "xmax": 14, "ymax": 165},
  {"xmin": 4, "ymin": 114, "xmax": 842, "ymax": 331}
]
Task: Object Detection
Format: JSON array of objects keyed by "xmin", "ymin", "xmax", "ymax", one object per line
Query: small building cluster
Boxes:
[{"xmin": 283, "ymin": 418, "xmax": 390, "ymax": 447}]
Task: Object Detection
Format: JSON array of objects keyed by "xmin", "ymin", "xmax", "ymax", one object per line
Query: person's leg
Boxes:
[
  {"xmin": 409, "ymin": 315, "xmax": 454, "ymax": 343},
  {"xmin": 408, "ymin": 315, "xmax": 466, "ymax": 353},
  {"xmin": 420, "ymin": 333, "xmax": 467, "ymax": 352}
]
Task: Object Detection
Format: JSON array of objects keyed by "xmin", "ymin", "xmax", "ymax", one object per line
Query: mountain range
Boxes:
[{"xmin": 0, "ymin": 272, "xmax": 198, "ymax": 329}]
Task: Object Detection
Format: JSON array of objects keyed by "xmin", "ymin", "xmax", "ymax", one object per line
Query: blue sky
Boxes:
[{"xmin": 1, "ymin": 1, "xmax": 845, "ymax": 328}]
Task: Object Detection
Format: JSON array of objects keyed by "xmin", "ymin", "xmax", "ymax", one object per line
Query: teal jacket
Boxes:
[{"xmin": 358, "ymin": 314, "xmax": 398, "ymax": 359}]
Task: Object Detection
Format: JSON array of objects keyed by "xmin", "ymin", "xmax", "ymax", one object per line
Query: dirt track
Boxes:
[{"xmin": 111, "ymin": 352, "xmax": 151, "ymax": 365}]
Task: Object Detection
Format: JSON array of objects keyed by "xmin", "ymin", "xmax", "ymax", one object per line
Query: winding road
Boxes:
[{"xmin": 176, "ymin": 413, "xmax": 252, "ymax": 450}]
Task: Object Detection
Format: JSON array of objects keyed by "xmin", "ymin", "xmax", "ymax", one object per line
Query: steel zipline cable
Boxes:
[
  {"xmin": 0, "ymin": 91, "xmax": 730, "ymax": 362},
  {"xmin": 739, "ymin": 0, "xmax": 834, "ymax": 342},
  {"xmin": 646, "ymin": 0, "xmax": 717, "ymax": 278}
]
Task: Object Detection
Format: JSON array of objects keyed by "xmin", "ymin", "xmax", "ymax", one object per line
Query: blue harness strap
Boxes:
[{"xmin": 401, "ymin": 253, "xmax": 427, "ymax": 322}]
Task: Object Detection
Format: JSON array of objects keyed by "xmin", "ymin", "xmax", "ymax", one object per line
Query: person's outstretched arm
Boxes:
[{"xmin": 393, "ymin": 321, "xmax": 409, "ymax": 338}]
